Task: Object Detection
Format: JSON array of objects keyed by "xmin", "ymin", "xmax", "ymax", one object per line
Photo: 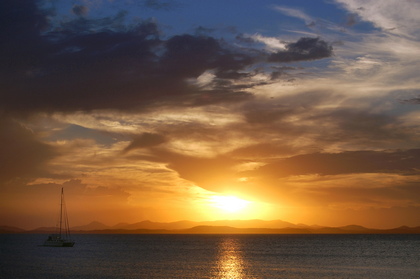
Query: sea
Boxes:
[{"xmin": 0, "ymin": 234, "xmax": 419, "ymax": 278}]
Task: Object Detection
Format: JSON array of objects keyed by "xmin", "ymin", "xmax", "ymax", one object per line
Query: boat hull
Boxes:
[
  {"xmin": 43, "ymin": 240, "xmax": 75, "ymax": 247},
  {"xmin": 43, "ymin": 234, "xmax": 75, "ymax": 247}
]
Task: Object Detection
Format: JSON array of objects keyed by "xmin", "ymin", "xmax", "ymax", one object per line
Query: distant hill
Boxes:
[
  {"xmin": 27, "ymin": 226, "xmax": 57, "ymax": 233},
  {"xmin": 2, "ymin": 220, "xmax": 420, "ymax": 234},
  {"xmin": 69, "ymin": 225, "xmax": 420, "ymax": 234},
  {"xmin": 72, "ymin": 221, "xmax": 110, "ymax": 231},
  {"xmin": 340, "ymin": 225, "xmax": 371, "ymax": 231},
  {"xmin": 69, "ymin": 219, "xmax": 301, "ymax": 231},
  {"xmin": 182, "ymin": 226, "xmax": 312, "ymax": 234},
  {"xmin": 0, "ymin": 226, "xmax": 26, "ymax": 234},
  {"xmin": 385, "ymin": 226, "xmax": 420, "ymax": 234}
]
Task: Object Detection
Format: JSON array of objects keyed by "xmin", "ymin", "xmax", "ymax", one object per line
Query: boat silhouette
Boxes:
[{"xmin": 42, "ymin": 187, "xmax": 75, "ymax": 247}]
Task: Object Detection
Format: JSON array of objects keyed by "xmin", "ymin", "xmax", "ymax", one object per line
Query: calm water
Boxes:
[{"xmin": 0, "ymin": 234, "xmax": 419, "ymax": 278}]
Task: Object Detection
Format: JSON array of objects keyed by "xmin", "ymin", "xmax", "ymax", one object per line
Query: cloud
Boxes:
[
  {"xmin": 249, "ymin": 34, "xmax": 287, "ymax": 52},
  {"xmin": 335, "ymin": 0, "xmax": 420, "ymax": 38},
  {"xmin": 229, "ymin": 143, "xmax": 298, "ymax": 159},
  {"xmin": 345, "ymin": 13, "xmax": 358, "ymax": 26},
  {"xmin": 72, "ymin": 5, "xmax": 89, "ymax": 16},
  {"xmin": 1, "ymin": 17, "xmax": 252, "ymax": 112},
  {"xmin": 142, "ymin": 145, "xmax": 420, "ymax": 217},
  {"xmin": 401, "ymin": 97, "xmax": 420, "ymax": 104},
  {"xmin": 268, "ymin": 37, "xmax": 333, "ymax": 62},
  {"xmin": 152, "ymin": 150, "xmax": 240, "ymax": 193},
  {"xmin": 0, "ymin": 0, "xmax": 50, "ymax": 39},
  {"xmin": 0, "ymin": 117, "xmax": 57, "ymax": 184},
  {"xmin": 236, "ymin": 88, "xmax": 415, "ymax": 153},
  {"xmin": 0, "ymin": 0, "xmax": 334, "ymax": 116},
  {"xmin": 162, "ymin": 34, "xmax": 230, "ymax": 78},
  {"xmin": 273, "ymin": 6, "xmax": 314, "ymax": 26},
  {"xmin": 0, "ymin": 0, "xmax": 418, "ymax": 230},
  {"xmin": 142, "ymin": 0, "xmax": 178, "ymax": 10},
  {"xmin": 248, "ymin": 149, "xmax": 420, "ymax": 178},
  {"xmin": 309, "ymin": 109, "xmax": 411, "ymax": 146},
  {"xmin": 318, "ymin": 182, "xmax": 420, "ymax": 207},
  {"xmin": 123, "ymin": 133, "xmax": 167, "ymax": 153}
]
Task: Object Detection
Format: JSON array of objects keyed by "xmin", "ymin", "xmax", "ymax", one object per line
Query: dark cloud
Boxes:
[
  {"xmin": 229, "ymin": 143, "xmax": 298, "ymax": 159},
  {"xmin": 244, "ymin": 105, "xmax": 297, "ymax": 124},
  {"xmin": 0, "ymin": 11, "xmax": 252, "ymax": 113},
  {"xmin": 318, "ymin": 183, "xmax": 420, "ymax": 205},
  {"xmin": 72, "ymin": 5, "xmax": 89, "ymax": 16},
  {"xmin": 346, "ymin": 13, "xmax": 358, "ymax": 26},
  {"xmin": 238, "ymin": 91, "xmax": 412, "ymax": 149},
  {"xmin": 269, "ymin": 37, "xmax": 333, "ymax": 62},
  {"xmin": 60, "ymin": 10, "xmax": 130, "ymax": 32},
  {"xmin": 270, "ymin": 66, "xmax": 299, "ymax": 80},
  {"xmin": 161, "ymin": 34, "xmax": 257, "ymax": 81},
  {"xmin": 0, "ymin": 0, "xmax": 49, "ymax": 40},
  {"xmin": 142, "ymin": 0, "xmax": 177, "ymax": 10},
  {"xmin": 0, "ymin": 1, "xmax": 333, "ymax": 116},
  {"xmin": 194, "ymin": 26, "xmax": 215, "ymax": 36},
  {"xmin": 401, "ymin": 97, "xmax": 420, "ymax": 104},
  {"xmin": 152, "ymin": 150, "xmax": 240, "ymax": 193},
  {"xmin": 248, "ymin": 149, "xmax": 420, "ymax": 178},
  {"xmin": 1, "ymin": 12, "xmax": 160, "ymax": 113},
  {"xmin": 147, "ymin": 147, "xmax": 420, "ymax": 206},
  {"xmin": 0, "ymin": 117, "xmax": 57, "ymax": 184},
  {"xmin": 310, "ymin": 109, "xmax": 408, "ymax": 143},
  {"xmin": 185, "ymin": 89, "xmax": 254, "ymax": 106},
  {"xmin": 124, "ymin": 133, "xmax": 166, "ymax": 153},
  {"xmin": 235, "ymin": 33, "xmax": 256, "ymax": 44},
  {"xmin": 161, "ymin": 34, "xmax": 223, "ymax": 78}
]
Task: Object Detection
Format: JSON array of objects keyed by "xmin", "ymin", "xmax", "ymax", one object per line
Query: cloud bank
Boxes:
[
  {"xmin": 1, "ymin": 0, "xmax": 419, "ymax": 228},
  {"xmin": 0, "ymin": 0, "xmax": 333, "ymax": 115}
]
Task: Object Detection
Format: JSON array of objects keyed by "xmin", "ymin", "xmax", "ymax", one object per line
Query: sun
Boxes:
[{"xmin": 209, "ymin": 195, "xmax": 251, "ymax": 213}]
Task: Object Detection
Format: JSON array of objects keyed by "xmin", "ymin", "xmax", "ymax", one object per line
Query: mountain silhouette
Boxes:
[{"xmin": 3, "ymin": 220, "xmax": 420, "ymax": 234}]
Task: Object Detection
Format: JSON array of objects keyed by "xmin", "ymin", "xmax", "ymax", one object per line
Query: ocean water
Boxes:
[{"xmin": 0, "ymin": 234, "xmax": 419, "ymax": 278}]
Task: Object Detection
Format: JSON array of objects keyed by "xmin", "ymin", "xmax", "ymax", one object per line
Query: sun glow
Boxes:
[{"xmin": 210, "ymin": 195, "xmax": 251, "ymax": 213}]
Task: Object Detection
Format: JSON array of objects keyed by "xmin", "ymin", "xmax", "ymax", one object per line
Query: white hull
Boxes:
[
  {"xmin": 43, "ymin": 239, "xmax": 75, "ymax": 247},
  {"xmin": 43, "ymin": 234, "xmax": 75, "ymax": 247}
]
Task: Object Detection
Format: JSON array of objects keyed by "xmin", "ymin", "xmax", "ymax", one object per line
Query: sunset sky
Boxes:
[{"xmin": 1, "ymin": 0, "xmax": 420, "ymax": 230}]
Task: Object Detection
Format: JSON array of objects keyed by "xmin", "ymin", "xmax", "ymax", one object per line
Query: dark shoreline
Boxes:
[{"xmin": 2, "ymin": 225, "xmax": 420, "ymax": 235}]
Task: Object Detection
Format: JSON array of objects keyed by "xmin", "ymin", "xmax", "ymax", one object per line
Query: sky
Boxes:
[{"xmin": 1, "ymin": 0, "xmax": 420, "ymax": 230}]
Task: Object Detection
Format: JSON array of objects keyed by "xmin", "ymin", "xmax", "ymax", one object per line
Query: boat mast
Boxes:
[{"xmin": 59, "ymin": 187, "xmax": 63, "ymax": 237}]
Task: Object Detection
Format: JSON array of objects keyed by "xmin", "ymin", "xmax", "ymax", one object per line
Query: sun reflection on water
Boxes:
[{"xmin": 215, "ymin": 237, "xmax": 245, "ymax": 278}]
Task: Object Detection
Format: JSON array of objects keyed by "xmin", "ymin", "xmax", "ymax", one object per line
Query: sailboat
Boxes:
[{"xmin": 42, "ymin": 187, "xmax": 75, "ymax": 247}]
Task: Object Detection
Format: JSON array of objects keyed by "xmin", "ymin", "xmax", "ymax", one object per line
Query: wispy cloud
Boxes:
[
  {"xmin": 335, "ymin": 0, "xmax": 420, "ymax": 39},
  {"xmin": 273, "ymin": 6, "xmax": 314, "ymax": 26},
  {"xmin": 249, "ymin": 34, "xmax": 287, "ymax": 52}
]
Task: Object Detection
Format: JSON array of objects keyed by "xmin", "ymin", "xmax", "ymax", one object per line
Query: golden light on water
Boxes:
[{"xmin": 215, "ymin": 237, "xmax": 244, "ymax": 278}]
